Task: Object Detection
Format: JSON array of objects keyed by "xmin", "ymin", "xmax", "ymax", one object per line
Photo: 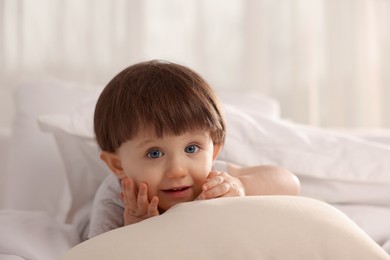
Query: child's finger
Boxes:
[
  {"xmin": 137, "ymin": 182, "xmax": 149, "ymax": 212},
  {"xmin": 201, "ymin": 182, "xmax": 230, "ymax": 199},
  {"xmin": 122, "ymin": 178, "xmax": 137, "ymax": 209},
  {"xmin": 148, "ymin": 196, "xmax": 159, "ymax": 217},
  {"xmin": 202, "ymin": 174, "xmax": 224, "ymax": 191},
  {"xmin": 120, "ymin": 191, "xmax": 124, "ymax": 202}
]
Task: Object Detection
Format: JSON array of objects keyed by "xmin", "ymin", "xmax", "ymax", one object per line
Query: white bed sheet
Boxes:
[
  {"xmin": 332, "ymin": 204, "xmax": 390, "ymax": 253},
  {"xmin": 0, "ymin": 210, "xmax": 80, "ymax": 260}
]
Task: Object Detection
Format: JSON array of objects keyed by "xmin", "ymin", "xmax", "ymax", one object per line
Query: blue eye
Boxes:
[
  {"xmin": 185, "ymin": 145, "xmax": 199, "ymax": 154},
  {"xmin": 147, "ymin": 149, "xmax": 164, "ymax": 159}
]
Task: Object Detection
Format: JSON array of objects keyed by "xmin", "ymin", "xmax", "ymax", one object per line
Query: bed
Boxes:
[{"xmin": 1, "ymin": 80, "xmax": 390, "ymax": 259}]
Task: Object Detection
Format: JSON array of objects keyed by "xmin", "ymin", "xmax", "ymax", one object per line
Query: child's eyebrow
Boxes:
[
  {"xmin": 188, "ymin": 132, "xmax": 211, "ymax": 140},
  {"xmin": 135, "ymin": 139, "xmax": 157, "ymax": 149}
]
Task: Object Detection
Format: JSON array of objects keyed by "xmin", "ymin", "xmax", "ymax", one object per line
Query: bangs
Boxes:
[
  {"xmin": 135, "ymin": 84, "xmax": 221, "ymax": 138},
  {"xmin": 120, "ymin": 72, "xmax": 224, "ymax": 142}
]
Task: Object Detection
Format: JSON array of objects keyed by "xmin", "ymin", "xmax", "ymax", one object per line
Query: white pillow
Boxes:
[
  {"xmin": 221, "ymin": 104, "xmax": 390, "ymax": 183},
  {"xmin": 3, "ymin": 80, "xmax": 99, "ymax": 222},
  {"xmin": 60, "ymin": 196, "xmax": 389, "ymax": 260},
  {"xmin": 217, "ymin": 90, "xmax": 281, "ymax": 118},
  {"xmin": 219, "ymin": 104, "xmax": 390, "ymax": 205}
]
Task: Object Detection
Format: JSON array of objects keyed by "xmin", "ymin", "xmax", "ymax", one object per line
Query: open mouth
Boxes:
[{"xmin": 162, "ymin": 186, "xmax": 191, "ymax": 193}]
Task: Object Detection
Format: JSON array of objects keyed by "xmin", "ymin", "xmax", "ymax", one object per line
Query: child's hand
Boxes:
[
  {"xmin": 198, "ymin": 171, "xmax": 245, "ymax": 200},
  {"xmin": 120, "ymin": 178, "xmax": 159, "ymax": 225}
]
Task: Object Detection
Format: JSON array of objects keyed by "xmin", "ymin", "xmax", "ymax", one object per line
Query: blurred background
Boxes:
[{"xmin": 1, "ymin": 0, "xmax": 390, "ymax": 130}]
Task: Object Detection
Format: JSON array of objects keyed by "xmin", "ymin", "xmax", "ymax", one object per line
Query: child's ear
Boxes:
[
  {"xmin": 212, "ymin": 143, "xmax": 222, "ymax": 161},
  {"xmin": 100, "ymin": 151, "xmax": 126, "ymax": 179}
]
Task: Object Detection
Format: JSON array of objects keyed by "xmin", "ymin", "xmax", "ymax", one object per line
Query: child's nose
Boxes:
[{"xmin": 164, "ymin": 158, "xmax": 187, "ymax": 179}]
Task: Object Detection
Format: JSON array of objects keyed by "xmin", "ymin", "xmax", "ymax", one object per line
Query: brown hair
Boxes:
[{"xmin": 94, "ymin": 60, "xmax": 226, "ymax": 152}]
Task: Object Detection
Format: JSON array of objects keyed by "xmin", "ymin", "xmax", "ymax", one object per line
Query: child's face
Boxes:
[{"xmin": 112, "ymin": 131, "xmax": 220, "ymax": 212}]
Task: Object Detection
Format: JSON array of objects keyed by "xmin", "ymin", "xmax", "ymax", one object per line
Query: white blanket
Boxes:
[
  {"xmin": 0, "ymin": 210, "xmax": 80, "ymax": 260},
  {"xmin": 61, "ymin": 196, "xmax": 390, "ymax": 260}
]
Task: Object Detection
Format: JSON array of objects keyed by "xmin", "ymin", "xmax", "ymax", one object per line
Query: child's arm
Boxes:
[
  {"xmin": 229, "ymin": 164, "xmax": 301, "ymax": 196},
  {"xmin": 198, "ymin": 164, "xmax": 300, "ymax": 200}
]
